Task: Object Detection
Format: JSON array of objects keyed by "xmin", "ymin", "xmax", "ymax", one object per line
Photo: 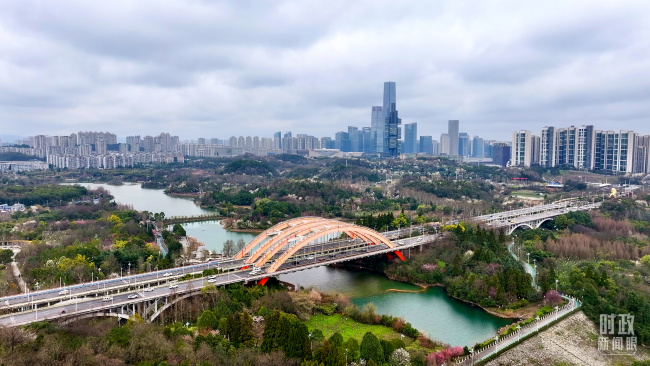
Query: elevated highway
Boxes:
[
  {"xmin": 0, "ymin": 199, "xmax": 604, "ymax": 327},
  {"xmin": 472, "ymin": 199, "xmax": 601, "ymax": 234},
  {"xmin": 0, "ymin": 219, "xmax": 434, "ymax": 326}
]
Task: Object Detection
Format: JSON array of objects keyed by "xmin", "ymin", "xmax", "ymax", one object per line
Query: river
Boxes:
[{"xmin": 64, "ymin": 181, "xmax": 511, "ymax": 346}]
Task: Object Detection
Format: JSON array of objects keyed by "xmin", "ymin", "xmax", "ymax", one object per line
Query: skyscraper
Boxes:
[
  {"xmin": 512, "ymin": 130, "xmax": 537, "ymax": 167},
  {"xmin": 403, "ymin": 123, "xmax": 418, "ymax": 154},
  {"xmin": 471, "ymin": 137, "xmax": 484, "ymax": 158},
  {"xmin": 274, "ymin": 131, "xmax": 282, "ymax": 150},
  {"xmin": 361, "ymin": 127, "xmax": 373, "ymax": 153},
  {"xmin": 440, "ymin": 133, "xmax": 450, "ymax": 155},
  {"xmin": 419, "ymin": 136, "xmax": 433, "ymax": 155},
  {"xmin": 540, "ymin": 127, "xmax": 555, "ymax": 167},
  {"xmin": 348, "ymin": 126, "xmax": 359, "ymax": 152},
  {"xmin": 593, "ymin": 130, "xmax": 636, "ymax": 173},
  {"xmin": 448, "ymin": 120, "xmax": 459, "ymax": 156},
  {"xmin": 458, "ymin": 132, "xmax": 469, "ymax": 156},
  {"xmin": 371, "ymin": 106, "xmax": 383, "ymax": 153},
  {"xmin": 492, "ymin": 143, "xmax": 512, "ymax": 167},
  {"xmin": 382, "ymin": 82, "xmax": 401, "ymax": 157}
]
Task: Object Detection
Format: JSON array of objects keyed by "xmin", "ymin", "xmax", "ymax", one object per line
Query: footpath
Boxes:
[{"xmin": 453, "ymin": 243, "xmax": 582, "ymax": 365}]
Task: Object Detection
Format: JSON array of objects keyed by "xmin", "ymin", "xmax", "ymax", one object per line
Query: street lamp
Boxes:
[
  {"xmin": 555, "ymin": 279, "xmax": 559, "ymax": 292},
  {"xmin": 495, "ymin": 336, "xmax": 499, "ymax": 353},
  {"xmin": 470, "ymin": 348, "xmax": 474, "ymax": 365},
  {"xmin": 527, "ymin": 253, "xmax": 530, "ymax": 264},
  {"xmin": 516, "ymin": 325, "xmax": 521, "ymax": 341},
  {"xmin": 555, "ymin": 306, "xmax": 559, "ymax": 321},
  {"xmin": 536, "ymin": 316, "xmax": 540, "ymax": 331},
  {"xmin": 128, "ymin": 262, "xmax": 131, "ymax": 276}
]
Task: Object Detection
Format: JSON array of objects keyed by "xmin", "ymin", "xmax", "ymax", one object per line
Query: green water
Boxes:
[
  {"xmin": 175, "ymin": 220, "xmax": 256, "ymax": 253},
  {"xmin": 63, "ymin": 183, "xmax": 256, "ymax": 253},
  {"xmin": 280, "ymin": 266, "xmax": 512, "ymax": 347},
  {"xmin": 65, "ymin": 182, "xmax": 511, "ymax": 346}
]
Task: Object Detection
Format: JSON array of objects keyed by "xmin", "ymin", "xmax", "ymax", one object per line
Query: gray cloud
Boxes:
[{"xmin": 1, "ymin": 0, "xmax": 650, "ymax": 141}]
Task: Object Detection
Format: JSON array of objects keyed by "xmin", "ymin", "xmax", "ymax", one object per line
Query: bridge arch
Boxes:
[
  {"xmin": 235, "ymin": 217, "xmax": 323, "ymax": 260},
  {"xmin": 238, "ymin": 219, "xmax": 395, "ymax": 273},
  {"xmin": 149, "ymin": 290, "xmax": 204, "ymax": 322},
  {"xmin": 507, "ymin": 223, "xmax": 533, "ymax": 235},
  {"xmin": 534, "ymin": 217, "xmax": 554, "ymax": 229},
  {"xmin": 58, "ymin": 311, "xmax": 131, "ymax": 325}
]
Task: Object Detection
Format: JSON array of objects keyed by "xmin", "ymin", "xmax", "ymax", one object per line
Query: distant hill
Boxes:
[
  {"xmin": 0, "ymin": 135, "xmax": 24, "ymax": 145},
  {"xmin": 0, "ymin": 152, "xmax": 45, "ymax": 161}
]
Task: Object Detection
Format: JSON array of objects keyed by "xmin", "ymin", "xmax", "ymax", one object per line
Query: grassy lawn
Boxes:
[
  {"xmin": 512, "ymin": 190, "xmax": 543, "ymax": 198},
  {"xmin": 304, "ymin": 314, "xmax": 409, "ymax": 343}
]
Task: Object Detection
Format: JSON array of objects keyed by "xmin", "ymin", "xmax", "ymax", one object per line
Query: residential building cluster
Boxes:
[{"xmin": 512, "ymin": 126, "xmax": 650, "ymax": 174}]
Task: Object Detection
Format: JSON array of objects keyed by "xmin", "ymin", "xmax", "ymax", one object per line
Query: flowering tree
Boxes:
[
  {"xmin": 543, "ymin": 289, "xmax": 562, "ymax": 306},
  {"xmin": 390, "ymin": 348, "xmax": 411, "ymax": 366}
]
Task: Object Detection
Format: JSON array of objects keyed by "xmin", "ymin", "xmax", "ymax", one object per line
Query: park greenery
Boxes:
[
  {"xmin": 0, "ymin": 281, "xmax": 438, "ymax": 365},
  {"xmin": 2, "ymin": 156, "xmax": 650, "ymax": 363}
]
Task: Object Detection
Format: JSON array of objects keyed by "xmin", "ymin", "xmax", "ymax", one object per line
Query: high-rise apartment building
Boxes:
[
  {"xmin": 448, "ymin": 120, "xmax": 459, "ymax": 156},
  {"xmin": 512, "ymin": 130, "xmax": 536, "ymax": 167},
  {"xmin": 403, "ymin": 123, "xmax": 418, "ymax": 154},
  {"xmin": 593, "ymin": 130, "xmax": 636, "ymax": 174},
  {"xmin": 540, "ymin": 127, "xmax": 555, "ymax": 167},
  {"xmin": 633, "ymin": 135, "xmax": 650, "ymax": 174}
]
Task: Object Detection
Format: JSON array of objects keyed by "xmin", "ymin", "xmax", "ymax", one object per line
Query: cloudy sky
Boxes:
[{"xmin": 1, "ymin": 0, "xmax": 650, "ymax": 142}]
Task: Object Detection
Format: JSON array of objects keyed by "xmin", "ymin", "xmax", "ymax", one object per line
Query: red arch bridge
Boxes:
[{"xmin": 0, "ymin": 218, "xmax": 437, "ymax": 326}]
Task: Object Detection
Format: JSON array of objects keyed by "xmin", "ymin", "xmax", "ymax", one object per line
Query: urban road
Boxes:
[{"xmin": 0, "ymin": 231, "xmax": 437, "ymax": 327}]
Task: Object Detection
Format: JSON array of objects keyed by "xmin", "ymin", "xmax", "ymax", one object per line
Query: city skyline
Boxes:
[{"xmin": 2, "ymin": 1, "xmax": 650, "ymax": 140}]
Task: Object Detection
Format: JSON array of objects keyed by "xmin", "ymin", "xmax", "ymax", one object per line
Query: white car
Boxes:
[
  {"xmin": 207, "ymin": 275, "xmax": 217, "ymax": 280},
  {"xmin": 162, "ymin": 272, "xmax": 172, "ymax": 277},
  {"xmin": 128, "ymin": 294, "xmax": 138, "ymax": 299},
  {"xmin": 144, "ymin": 287, "xmax": 154, "ymax": 292},
  {"xmin": 169, "ymin": 284, "xmax": 179, "ymax": 289},
  {"xmin": 58, "ymin": 289, "xmax": 69, "ymax": 295},
  {"xmin": 207, "ymin": 278, "xmax": 218, "ymax": 283},
  {"xmin": 416, "ymin": 237, "xmax": 423, "ymax": 242},
  {"xmin": 398, "ymin": 240, "xmax": 404, "ymax": 245}
]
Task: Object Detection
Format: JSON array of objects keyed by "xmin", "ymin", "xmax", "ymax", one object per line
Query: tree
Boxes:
[
  {"xmin": 390, "ymin": 348, "xmax": 411, "ymax": 366},
  {"xmin": 222, "ymin": 239, "xmax": 235, "ymax": 257},
  {"xmin": 543, "ymin": 290, "xmax": 562, "ymax": 306},
  {"xmin": 236, "ymin": 239, "xmax": 246, "ymax": 253},
  {"xmin": 197, "ymin": 309, "xmax": 219, "ymax": 330},
  {"xmin": 172, "ymin": 223, "xmax": 186, "ymax": 237},
  {"xmin": 641, "ymin": 255, "xmax": 650, "ymax": 268},
  {"xmin": 240, "ymin": 312, "xmax": 255, "ymax": 347},
  {"xmin": 261, "ymin": 310, "xmax": 281, "ymax": 353},
  {"xmin": 227, "ymin": 312, "xmax": 242, "ymax": 345},
  {"xmin": 360, "ymin": 332, "xmax": 384, "ymax": 364}
]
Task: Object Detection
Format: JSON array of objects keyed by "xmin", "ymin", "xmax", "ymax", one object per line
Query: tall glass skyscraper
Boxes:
[
  {"xmin": 371, "ymin": 106, "xmax": 384, "ymax": 153},
  {"xmin": 383, "ymin": 82, "xmax": 401, "ymax": 157},
  {"xmin": 403, "ymin": 123, "xmax": 418, "ymax": 154},
  {"xmin": 459, "ymin": 132, "xmax": 469, "ymax": 156},
  {"xmin": 448, "ymin": 120, "xmax": 459, "ymax": 156}
]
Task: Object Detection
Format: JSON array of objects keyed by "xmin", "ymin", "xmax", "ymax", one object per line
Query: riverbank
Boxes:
[
  {"xmin": 385, "ymin": 272, "xmax": 535, "ymax": 321},
  {"xmin": 332, "ymin": 261, "xmax": 525, "ymax": 321}
]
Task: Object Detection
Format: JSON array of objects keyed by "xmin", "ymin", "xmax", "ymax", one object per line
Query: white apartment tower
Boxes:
[{"xmin": 512, "ymin": 130, "xmax": 536, "ymax": 167}]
